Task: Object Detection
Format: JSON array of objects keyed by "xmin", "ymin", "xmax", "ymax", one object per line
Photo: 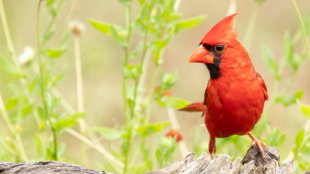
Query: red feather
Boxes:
[
  {"xmin": 201, "ymin": 13, "xmax": 238, "ymax": 45},
  {"xmin": 179, "ymin": 102, "xmax": 206, "ymax": 112}
]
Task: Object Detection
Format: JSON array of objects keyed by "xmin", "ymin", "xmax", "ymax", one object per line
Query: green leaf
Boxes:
[
  {"xmin": 295, "ymin": 128, "xmax": 304, "ymax": 149},
  {"xmin": 43, "ymin": 27, "xmax": 54, "ymax": 42},
  {"xmin": 136, "ymin": 18, "xmax": 148, "ymax": 36},
  {"xmin": 28, "ymin": 76, "xmax": 40, "ymax": 92},
  {"xmin": 22, "ymin": 103, "xmax": 33, "ymax": 118},
  {"xmin": 174, "ymin": 15, "xmax": 207, "ymax": 33},
  {"xmin": 37, "ymin": 106, "xmax": 46, "ymax": 119},
  {"xmin": 5, "ymin": 97, "xmax": 17, "ymax": 110},
  {"xmin": 155, "ymin": 149, "xmax": 163, "ymax": 163},
  {"xmin": 8, "ymin": 110, "xmax": 18, "ymax": 124},
  {"xmin": 110, "ymin": 25, "xmax": 126, "ymax": 46},
  {"xmin": 275, "ymin": 90, "xmax": 304, "ymax": 106},
  {"xmin": 51, "ymin": 69, "xmax": 66, "ymax": 86},
  {"xmin": 163, "ymin": 0, "xmax": 174, "ymax": 14},
  {"xmin": 128, "ymin": 41, "xmax": 143, "ymax": 59},
  {"xmin": 289, "ymin": 53, "xmax": 303, "ymax": 71},
  {"xmin": 44, "ymin": 46, "xmax": 67, "ymax": 58},
  {"xmin": 150, "ymin": 33, "xmax": 173, "ymax": 51},
  {"xmin": 261, "ymin": 44, "xmax": 278, "ymax": 76},
  {"xmin": 123, "ymin": 64, "xmax": 142, "ymax": 80},
  {"xmin": 0, "ymin": 56, "xmax": 17, "ymax": 75},
  {"xmin": 298, "ymin": 162, "xmax": 308, "ymax": 170},
  {"xmin": 157, "ymin": 96, "xmax": 191, "ymax": 109},
  {"xmin": 278, "ymin": 134, "xmax": 286, "ymax": 146},
  {"xmin": 282, "ymin": 31, "xmax": 294, "ymax": 62},
  {"xmin": 297, "ymin": 100, "xmax": 310, "ymax": 119},
  {"xmin": 55, "ymin": 112, "xmax": 86, "ymax": 131},
  {"xmin": 91, "ymin": 127, "xmax": 124, "ymax": 141},
  {"xmin": 136, "ymin": 122, "xmax": 171, "ymax": 137},
  {"xmin": 153, "ymin": 7, "xmax": 162, "ymax": 24},
  {"xmin": 137, "ymin": 0, "xmax": 145, "ymax": 5},
  {"xmin": 159, "ymin": 71, "xmax": 178, "ymax": 92},
  {"xmin": 138, "ymin": 3, "xmax": 148, "ymax": 21},
  {"xmin": 89, "ymin": 18, "xmax": 111, "ymax": 35},
  {"xmin": 46, "ymin": 0, "xmax": 54, "ymax": 6},
  {"xmin": 168, "ymin": 13, "xmax": 183, "ymax": 23}
]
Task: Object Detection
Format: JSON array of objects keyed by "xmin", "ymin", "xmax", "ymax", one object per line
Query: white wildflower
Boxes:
[{"xmin": 19, "ymin": 46, "xmax": 34, "ymax": 65}]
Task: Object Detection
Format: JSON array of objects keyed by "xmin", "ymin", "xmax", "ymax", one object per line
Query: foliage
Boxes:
[{"xmin": 89, "ymin": 0, "xmax": 206, "ymax": 172}]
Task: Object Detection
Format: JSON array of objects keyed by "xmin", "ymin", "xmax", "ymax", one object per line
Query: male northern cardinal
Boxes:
[{"xmin": 180, "ymin": 13, "xmax": 268, "ymax": 159}]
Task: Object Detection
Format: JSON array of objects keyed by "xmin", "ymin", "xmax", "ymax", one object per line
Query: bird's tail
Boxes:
[
  {"xmin": 179, "ymin": 102, "xmax": 206, "ymax": 112},
  {"xmin": 179, "ymin": 102, "xmax": 206, "ymax": 117}
]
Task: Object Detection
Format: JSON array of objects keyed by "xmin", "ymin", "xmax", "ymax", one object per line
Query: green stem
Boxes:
[
  {"xmin": 126, "ymin": 30, "xmax": 149, "ymax": 171},
  {"xmin": 129, "ymin": 30, "xmax": 149, "ymax": 118},
  {"xmin": 42, "ymin": 0, "xmax": 65, "ymax": 45},
  {"xmin": 37, "ymin": 0, "xmax": 58, "ymax": 160},
  {"xmin": 145, "ymin": 66, "xmax": 159, "ymax": 124},
  {"xmin": 122, "ymin": 1, "xmax": 133, "ymax": 122},
  {"xmin": 242, "ymin": 5, "xmax": 259, "ymax": 51},
  {"xmin": 123, "ymin": 128, "xmax": 132, "ymax": 174},
  {"xmin": 52, "ymin": 127, "xmax": 58, "ymax": 160},
  {"xmin": 292, "ymin": 0, "xmax": 310, "ymax": 62},
  {"xmin": 37, "ymin": 0, "xmax": 49, "ymax": 123},
  {"xmin": 123, "ymin": 1, "xmax": 133, "ymax": 173},
  {"xmin": 123, "ymin": 1, "xmax": 133, "ymax": 66}
]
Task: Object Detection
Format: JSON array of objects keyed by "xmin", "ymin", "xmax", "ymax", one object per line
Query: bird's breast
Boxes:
[{"xmin": 205, "ymin": 77, "xmax": 265, "ymax": 138}]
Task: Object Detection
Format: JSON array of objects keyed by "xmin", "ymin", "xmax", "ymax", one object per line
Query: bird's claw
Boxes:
[{"xmin": 250, "ymin": 139, "xmax": 267, "ymax": 158}]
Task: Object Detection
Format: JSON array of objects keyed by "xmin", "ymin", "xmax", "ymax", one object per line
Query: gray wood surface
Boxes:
[
  {"xmin": 145, "ymin": 145, "xmax": 296, "ymax": 174},
  {"xmin": 0, "ymin": 145, "xmax": 304, "ymax": 174}
]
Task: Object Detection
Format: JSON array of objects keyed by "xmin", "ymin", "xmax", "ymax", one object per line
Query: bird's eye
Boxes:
[{"xmin": 215, "ymin": 44, "xmax": 225, "ymax": 52}]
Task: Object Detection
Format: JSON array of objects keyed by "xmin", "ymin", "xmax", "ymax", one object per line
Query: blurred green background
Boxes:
[{"xmin": 0, "ymin": 0, "xmax": 310, "ymax": 171}]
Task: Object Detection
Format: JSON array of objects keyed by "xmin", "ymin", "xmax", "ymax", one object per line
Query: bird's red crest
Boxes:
[{"xmin": 201, "ymin": 13, "xmax": 238, "ymax": 45}]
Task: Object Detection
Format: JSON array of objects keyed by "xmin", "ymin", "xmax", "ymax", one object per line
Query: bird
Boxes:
[{"xmin": 180, "ymin": 13, "xmax": 268, "ymax": 159}]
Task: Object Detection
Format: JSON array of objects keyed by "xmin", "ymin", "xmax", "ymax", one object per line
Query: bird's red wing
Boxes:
[{"xmin": 256, "ymin": 73, "xmax": 268, "ymax": 101}]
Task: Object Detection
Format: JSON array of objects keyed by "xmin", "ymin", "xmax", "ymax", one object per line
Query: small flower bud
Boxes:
[
  {"xmin": 151, "ymin": 7, "xmax": 157, "ymax": 17},
  {"xmin": 166, "ymin": 130, "xmax": 183, "ymax": 142},
  {"xmin": 154, "ymin": 85, "xmax": 173, "ymax": 96},
  {"xmin": 18, "ymin": 46, "xmax": 34, "ymax": 65},
  {"xmin": 69, "ymin": 21, "xmax": 86, "ymax": 36},
  {"xmin": 14, "ymin": 124, "xmax": 21, "ymax": 134}
]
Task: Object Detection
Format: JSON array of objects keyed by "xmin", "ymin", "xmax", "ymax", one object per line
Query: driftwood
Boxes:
[
  {"xmin": 146, "ymin": 145, "xmax": 296, "ymax": 174},
  {"xmin": 0, "ymin": 145, "xmax": 305, "ymax": 174}
]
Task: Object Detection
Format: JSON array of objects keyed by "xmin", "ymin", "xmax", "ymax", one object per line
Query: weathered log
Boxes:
[
  {"xmin": 0, "ymin": 145, "xmax": 306, "ymax": 174},
  {"xmin": 0, "ymin": 161, "xmax": 114, "ymax": 174},
  {"xmin": 146, "ymin": 145, "xmax": 296, "ymax": 174}
]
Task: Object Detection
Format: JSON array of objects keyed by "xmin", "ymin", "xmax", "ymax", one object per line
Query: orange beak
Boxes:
[{"xmin": 189, "ymin": 45, "xmax": 214, "ymax": 64}]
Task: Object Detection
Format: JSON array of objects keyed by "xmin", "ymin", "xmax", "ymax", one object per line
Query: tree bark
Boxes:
[{"xmin": 0, "ymin": 145, "xmax": 304, "ymax": 174}]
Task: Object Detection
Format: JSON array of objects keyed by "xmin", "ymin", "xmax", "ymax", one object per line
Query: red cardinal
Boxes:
[{"xmin": 181, "ymin": 13, "xmax": 268, "ymax": 159}]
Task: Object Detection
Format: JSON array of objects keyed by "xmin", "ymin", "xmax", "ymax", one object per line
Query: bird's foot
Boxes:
[
  {"xmin": 247, "ymin": 132, "xmax": 267, "ymax": 158},
  {"xmin": 250, "ymin": 138, "xmax": 267, "ymax": 158}
]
